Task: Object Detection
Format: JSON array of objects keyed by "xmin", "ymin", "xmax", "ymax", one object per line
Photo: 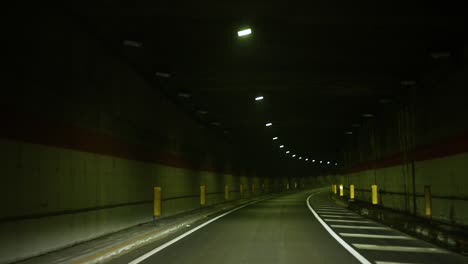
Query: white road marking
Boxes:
[
  {"xmin": 321, "ymin": 215, "xmax": 363, "ymax": 218},
  {"xmin": 324, "ymin": 219, "xmax": 371, "ymax": 223},
  {"xmin": 353, "ymin": 244, "xmax": 448, "ymax": 253},
  {"xmin": 340, "ymin": 233, "xmax": 414, "ymax": 240},
  {"xmin": 128, "ymin": 195, "xmax": 276, "ymax": 264},
  {"xmin": 331, "ymin": 225, "xmax": 391, "ymax": 230},
  {"xmin": 307, "ymin": 194, "xmax": 372, "ymax": 264}
]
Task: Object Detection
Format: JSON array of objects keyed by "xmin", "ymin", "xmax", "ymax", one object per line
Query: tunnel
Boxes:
[{"xmin": 2, "ymin": 3, "xmax": 468, "ymax": 264}]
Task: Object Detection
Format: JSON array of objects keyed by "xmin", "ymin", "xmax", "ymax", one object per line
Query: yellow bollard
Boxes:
[
  {"xmin": 371, "ymin": 184, "xmax": 378, "ymax": 205},
  {"xmin": 333, "ymin": 184, "xmax": 337, "ymax": 194},
  {"xmin": 339, "ymin": 184, "xmax": 344, "ymax": 196},
  {"xmin": 200, "ymin": 185, "xmax": 206, "ymax": 207},
  {"xmin": 424, "ymin": 185, "xmax": 432, "ymax": 217},
  {"xmin": 240, "ymin": 184, "xmax": 244, "ymax": 198},
  {"xmin": 294, "ymin": 182, "xmax": 298, "ymax": 189},
  {"xmin": 225, "ymin": 185, "xmax": 229, "ymax": 200},
  {"xmin": 349, "ymin": 184, "xmax": 355, "ymax": 200},
  {"xmin": 154, "ymin": 187, "xmax": 161, "ymax": 217}
]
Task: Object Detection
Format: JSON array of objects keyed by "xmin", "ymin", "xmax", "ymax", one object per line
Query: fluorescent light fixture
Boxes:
[
  {"xmin": 238, "ymin": 28, "xmax": 252, "ymax": 37},
  {"xmin": 279, "ymin": 145, "xmax": 284, "ymax": 148},
  {"xmin": 177, "ymin": 92, "xmax": 191, "ymax": 98},
  {"xmin": 299, "ymin": 157, "xmax": 302, "ymax": 160},
  {"xmin": 320, "ymin": 160, "xmax": 323, "ymax": 163},
  {"xmin": 292, "ymin": 154, "xmax": 296, "ymax": 157},
  {"xmin": 123, "ymin": 40, "xmax": 143, "ymax": 48},
  {"xmin": 255, "ymin": 96, "xmax": 264, "ymax": 101},
  {"xmin": 265, "ymin": 123, "xmax": 272, "ymax": 127},
  {"xmin": 327, "ymin": 161, "xmax": 330, "ymax": 164},
  {"xmin": 273, "ymin": 137, "xmax": 278, "ymax": 140},
  {"xmin": 286, "ymin": 151, "xmax": 290, "ymax": 154},
  {"xmin": 197, "ymin": 110, "xmax": 208, "ymax": 115},
  {"xmin": 335, "ymin": 163, "xmax": 338, "ymax": 166},
  {"xmin": 305, "ymin": 158, "xmax": 309, "ymax": 161},
  {"xmin": 155, "ymin": 72, "xmax": 171, "ymax": 78},
  {"xmin": 362, "ymin": 114, "xmax": 374, "ymax": 118},
  {"xmin": 345, "ymin": 131, "xmax": 353, "ymax": 135},
  {"xmin": 312, "ymin": 159, "xmax": 315, "ymax": 162}
]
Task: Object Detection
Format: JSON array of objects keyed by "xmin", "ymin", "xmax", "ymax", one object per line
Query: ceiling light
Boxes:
[
  {"xmin": 265, "ymin": 123, "xmax": 272, "ymax": 127},
  {"xmin": 335, "ymin": 163, "xmax": 338, "ymax": 166},
  {"xmin": 155, "ymin": 72, "xmax": 171, "ymax": 78},
  {"xmin": 197, "ymin": 110, "xmax": 208, "ymax": 115},
  {"xmin": 305, "ymin": 158, "xmax": 309, "ymax": 161},
  {"xmin": 292, "ymin": 154, "xmax": 296, "ymax": 157},
  {"xmin": 177, "ymin": 92, "xmax": 191, "ymax": 98},
  {"xmin": 299, "ymin": 157, "xmax": 302, "ymax": 160},
  {"xmin": 345, "ymin": 131, "xmax": 353, "ymax": 135},
  {"xmin": 312, "ymin": 159, "xmax": 315, "ymax": 162},
  {"xmin": 362, "ymin": 114, "xmax": 374, "ymax": 118},
  {"xmin": 123, "ymin": 40, "xmax": 143, "ymax": 48},
  {"xmin": 286, "ymin": 151, "xmax": 290, "ymax": 154},
  {"xmin": 273, "ymin": 137, "xmax": 278, "ymax": 140},
  {"xmin": 237, "ymin": 28, "xmax": 252, "ymax": 37},
  {"xmin": 327, "ymin": 161, "xmax": 330, "ymax": 164},
  {"xmin": 320, "ymin": 160, "xmax": 322, "ymax": 163},
  {"xmin": 255, "ymin": 96, "xmax": 264, "ymax": 101},
  {"xmin": 279, "ymin": 145, "xmax": 284, "ymax": 148}
]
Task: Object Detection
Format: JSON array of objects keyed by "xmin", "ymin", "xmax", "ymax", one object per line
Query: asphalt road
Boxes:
[{"xmin": 111, "ymin": 189, "xmax": 468, "ymax": 264}]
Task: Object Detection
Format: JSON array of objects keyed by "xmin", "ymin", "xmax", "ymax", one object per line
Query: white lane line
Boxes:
[
  {"xmin": 340, "ymin": 233, "xmax": 414, "ymax": 240},
  {"xmin": 375, "ymin": 261, "xmax": 420, "ymax": 264},
  {"xmin": 321, "ymin": 215, "xmax": 363, "ymax": 218},
  {"xmin": 324, "ymin": 219, "xmax": 371, "ymax": 223},
  {"xmin": 307, "ymin": 194, "xmax": 372, "ymax": 264},
  {"xmin": 317, "ymin": 212, "xmax": 356, "ymax": 216},
  {"xmin": 128, "ymin": 195, "xmax": 278, "ymax": 264},
  {"xmin": 353, "ymin": 244, "xmax": 448, "ymax": 253},
  {"xmin": 331, "ymin": 225, "xmax": 390, "ymax": 230},
  {"xmin": 315, "ymin": 210, "xmax": 351, "ymax": 213}
]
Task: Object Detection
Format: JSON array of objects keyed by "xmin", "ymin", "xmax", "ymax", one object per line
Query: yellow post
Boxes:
[
  {"xmin": 339, "ymin": 184, "xmax": 344, "ymax": 196},
  {"xmin": 424, "ymin": 185, "xmax": 432, "ymax": 217},
  {"xmin": 200, "ymin": 185, "xmax": 206, "ymax": 207},
  {"xmin": 153, "ymin": 187, "xmax": 161, "ymax": 217},
  {"xmin": 333, "ymin": 184, "xmax": 337, "ymax": 194},
  {"xmin": 240, "ymin": 184, "xmax": 244, "ymax": 198},
  {"xmin": 371, "ymin": 184, "xmax": 378, "ymax": 205},
  {"xmin": 225, "ymin": 185, "xmax": 229, "ymax": 200},
  {"xmin": 294, "ymin": 182, "xmax": 297, "ymax": 189},
  {"xmin": 349, "ymin": 184, "xmax": 355, "ymax": 200}
]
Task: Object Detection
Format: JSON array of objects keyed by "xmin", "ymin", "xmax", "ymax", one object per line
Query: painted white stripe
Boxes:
[
  {"xmin": 321, "ymin": 215, "xmax": 363, "ymax": 218},
  {"xmin": 315, "ymin": 210, "xmax": 351, "ymax": 213},
  {"xmin": 340, "ymin": 233, "xmax": 414, "ymax": 239},
  {"xmin": 324, "ymin": 219, "xmax": 371, "ymax": 223},
  {"xmin": 307, "ymin": 194, "xmax": 372, "ymax": 264},
  {"xmin": 317, "ymin": 212, "xmax": 356, "ymax": 216},
  {"xmin": 353, "ymin": 244, "xmax": 448, "ymax": 253},
  {"xmin": 314, "ymin": 206, "xmax": 344, "ymax": 209},
  {"xmin": 331, "ymin": 225, "xmax": 390, "ymax": 230},
  {"xmin": 375, "ymin": 261, "xmax": 420, "ymax": 264},
  {"xmin": 128, "ymin": 196, "xmax": 273, "ymax": 264}
]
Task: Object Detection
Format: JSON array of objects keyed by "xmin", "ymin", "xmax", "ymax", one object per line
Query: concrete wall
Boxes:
[
  {"xmin": 330, "ymin": 62, "xmax": 468, "ymax": 227},
  {"xmin": 0, "ymin": 10, "xmax": 291, "ymax": 263}
]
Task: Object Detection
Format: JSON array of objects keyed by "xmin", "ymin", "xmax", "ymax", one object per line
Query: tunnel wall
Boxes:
[
  {"xmin": 0, "ymin": 11, "xmax": 288, "ymax": 264},
  {"xmin": 330, "ymin": 65, "xmax": 468, "ymax": 227}
]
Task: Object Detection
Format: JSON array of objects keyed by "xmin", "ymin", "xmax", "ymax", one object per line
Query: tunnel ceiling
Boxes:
[{"xmin": 71, "ymin": 2, "xmax": 466, "ymax": 164}]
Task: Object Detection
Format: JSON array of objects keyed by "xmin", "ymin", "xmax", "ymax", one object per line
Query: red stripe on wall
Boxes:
[
  {"xmin": 0, "ymin": 108, "xmax": 224, "ymax": 174},
  {"xmin": 346, "ymin": 132, "xmax": 468, "ymax": 174}
]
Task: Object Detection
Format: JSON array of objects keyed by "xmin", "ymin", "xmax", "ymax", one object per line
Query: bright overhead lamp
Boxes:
[
  {"xmin": 237, "ymin": 28, "xmax": 252, "ymax": 37},
  {"xmin": 286, "ymin": 151, "xmax": 290, "ymax": 154},
  {"xmin": 279, "ymin": 145, "xmax": 284, "ymax": 148},
  {"xmin": 265, "ymin": 123, "xmax": 272, "ymax": 127},
  {"xmin": 255, "ymin": 96, "xmax": 264, "ymax": 101},
  {"xmin": 319, "ymin": 160, "xmax": 323, "ymax": 163},
  {"xmin": 299, "ymin": 157, "xmax": 302, "ymax": 160},
  {"xmin": 273, "ymin": 137, "xmax": 278, "ymax": 140},
  {"xmin": 312, "ymin": 159, "xmax": 315, "ymax": 162},
  {"xmin": 305, "ymin": 158, "xmax": 309, "ymax": 161},
  {"xmin": 327, "ymin": 161, "xmax": 330, "ymax": 164},
  {"xmin": 292, "ymin": 154, "xmax": 296, "ymax": 157},
  {"xmin": 345, "ymin": 131, "xmax": 353, "ymax": 135},
  {"xmin": 335, "ymin": 163, "xmax": 338, "ymax": 166}
]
